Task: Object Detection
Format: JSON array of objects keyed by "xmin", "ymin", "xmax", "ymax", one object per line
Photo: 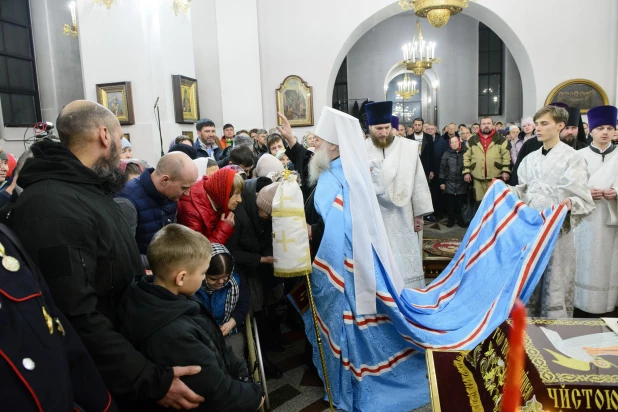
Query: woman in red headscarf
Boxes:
[{"xmin": 177, "ymin": 166, "xmax": 244, "ymax": 244}]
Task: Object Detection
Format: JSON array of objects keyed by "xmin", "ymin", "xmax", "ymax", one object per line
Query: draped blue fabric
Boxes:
[{"xmin": 292, "ymin": 165, "xmax": 567, "ymax": 412}]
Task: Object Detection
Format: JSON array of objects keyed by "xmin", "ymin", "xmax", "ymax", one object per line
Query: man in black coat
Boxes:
[
  {"xmin": 1, "ymin": 101, "xmax": 204, "ymax": 410},
  {"xmin": 406, "ymin": 117, "xmax": 435, "ymax": 180},
  {"xmin": 0, "ymin": 223, "xmax": 116, "ymax": 411}
]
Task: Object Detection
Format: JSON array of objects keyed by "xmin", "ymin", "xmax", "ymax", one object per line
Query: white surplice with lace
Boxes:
[
  {"xmin": 365, "ymin": 137, "xmax": 433, "ymax": 289},
  {"xmin": 509, "ymin": 142, "xmax": 595, "ymax": 317},
  {"xmin": 574, "ymin": 146, "xmax": 618, "ymax": 314}
]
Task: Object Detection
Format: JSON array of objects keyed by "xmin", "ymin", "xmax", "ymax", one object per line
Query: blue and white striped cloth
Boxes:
[{"xmin": 293, "ymin": 171, "xmax": 567, "ymax": 412}]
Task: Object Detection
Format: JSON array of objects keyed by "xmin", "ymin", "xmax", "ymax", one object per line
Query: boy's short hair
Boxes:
[
  {"xmin": 267, "ymin": 134, "xmax": 283, "ymax": 149},
  {"xmin": 533, "ymin": 105, "xmax": 569, "ymax": 124},
  {"xmin": 196, "ymin": 118, "xmax": 215, "ymax": 131},
  {"xmin": 229, "ymin": 145, "xmax": 254, "ymax": 167},
  {"xmin": 223, "ymin": 123, "xmax": 233, "ymax": 130},
  {"xmin": 148, "ymin": 224, "xmax": 212, "ymax": 279}
]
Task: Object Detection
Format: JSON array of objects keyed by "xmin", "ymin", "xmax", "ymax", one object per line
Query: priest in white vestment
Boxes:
[
  {"xmin": 510, "ymin": 105, "xmax": 595, "ymax": 317},
  {"xmin": 364, "ymin": 101, "xmax": 433, "ymax": 289},
  {"xmin": 574, "ymin": 105, "xmax": 618, "ymax": 316}
]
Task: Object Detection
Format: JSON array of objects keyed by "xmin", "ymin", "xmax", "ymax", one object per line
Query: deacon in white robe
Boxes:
[
  {"xmin": 364, "ymin": 102, "xmax": 433, "ymax": 289},
  {"xmin": 573, "ymin": 105, "xmax": 618, "ymax": 316},
  {"xmin": 510, "ymin": 105, "xmax": 595, "ymax": 318}
]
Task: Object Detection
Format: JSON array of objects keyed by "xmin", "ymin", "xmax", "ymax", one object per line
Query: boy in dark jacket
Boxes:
[
  {"xmin": 439, "ymin": 136, "xmax": 469, "ymax": 228},
  {"xmin": 118, "ymin": 224, "xmax": 264, "ymax": 412}
]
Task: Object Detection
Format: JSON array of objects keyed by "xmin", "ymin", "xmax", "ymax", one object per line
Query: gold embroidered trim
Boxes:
[
  {"xmin": 272, "ymin": 209, "xmax": 306, "ymax": 217},
  {"xmin": 454, "ymin": 353, "xmax": 484, "ymax": 411}
]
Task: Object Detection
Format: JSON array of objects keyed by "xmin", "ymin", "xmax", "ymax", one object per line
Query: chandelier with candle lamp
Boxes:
[
  {"xmin": 173, "ymin": 0, "xmax": 191, "ymax": 16},
  {"xmin": 398, "ymin": 0, "xmax": 473, "ymax": 28},
  {"xmin": 400, "ymin": 19, "xmax": 440, "ymax": 77},
  {"xmin": 92, "ymin": 0, "xmax": 113, "ymax": 9},
  {"xmin": 396, "ymin": 72, "xmax": 418, "ymax": 100},
  {"xmin": 63, "ymin": 2, "xmax": 78, "ymax": 37}
]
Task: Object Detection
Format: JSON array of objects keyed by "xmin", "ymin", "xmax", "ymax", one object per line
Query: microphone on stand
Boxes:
[{"xmin": 154, "ymin": 97, "xmax": 164, "ymax": 157}]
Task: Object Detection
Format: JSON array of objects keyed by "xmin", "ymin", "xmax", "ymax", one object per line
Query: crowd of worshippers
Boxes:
[
  {"xmin": 1, "ymin": 98, "xmax": 616, "ymax": 411},
  {"xmin": 387, "ymin": 109, "xmax": 618, "ymax": 227}
]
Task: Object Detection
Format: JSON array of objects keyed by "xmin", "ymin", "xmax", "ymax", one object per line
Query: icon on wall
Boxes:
[
  {"xmin": 96, "ymin": 81, "xmax": 135, "ymax": 125},
  {"xmin": 172, "ymin": 75, "xmax": 200, "ymax": 124},
  {"xmin": 545, "ymin": 79, "xmax": 608, "ymax": 114},
  {"xmin": 276, "ymin": 75, "xmax": 314, "ymax": 127}
]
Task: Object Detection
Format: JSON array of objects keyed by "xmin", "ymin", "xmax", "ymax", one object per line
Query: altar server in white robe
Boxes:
[
  {"xmin": 510, "ymin": 105, "xmax": 595, "ymax": 318},
  {"xmin": 364, "ymin": 101, "xmax": 433, "ymax": 289},
  {"xmin": 574, "ymin": 105, "xmax": 618, "ymax": 317}
]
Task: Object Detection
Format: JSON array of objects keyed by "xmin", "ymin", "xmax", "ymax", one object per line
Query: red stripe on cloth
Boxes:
[
  {"xmin": 376, "ymin": 291, "xmax": 395, "ymax": 304},
  {"xmin": 334, "ymin": 196, "xmax": 344, "ymax": 207},
  {"xmin": 343, "ymin": 313, "xmax": 391, "ymax": 327},
  {"xmin": 343, "ymin": 348, "xmax": 417, "ymax": 379},
  {"xmin": 405, "ymin": 318, "xmax": 447, "ymax": 334},
  {"xmin": 103, "ymin": 391, "xmax": 113, "ymax": 412},
  {"xmin": 440, "ymin": 300, "xmax": 497, "ymax": 350},
  {"xmin": 344, "ymin": 259, "xmax": 354, "ymax": 270},
  {"xmin": 315, "ymin": 311, "xmax": 341, "ymax": 356},
  {"xmin": 515, "ymin": 205, "xmax": 565, "ymax": 297},
  {"xmin": 411, "ymin": 284, "xmax": 458, "ymax": 309},
  {"xmin": 413, "ymin": 188, "xmax": 509, "ymax": 294},
  {"xmin": 465, "ymin": 202, "xmax": 524, "ymax": 270},
  {"xmin": 314, "ymin": 258, "xmax": 344, "ymax": 291},
  {"xmin": 0, "ymin": 349, "xmax": 43, "ymax": 412}
]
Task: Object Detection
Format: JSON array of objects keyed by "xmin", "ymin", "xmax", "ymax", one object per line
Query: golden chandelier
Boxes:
[
  {"xmin": 395, "ymin": 72, "xmax": 419, "ymax": 100},
  {"xmin": 398, "ymin": 0, "xmax": 472, "ymax": 28},
  {"xmin": 400, "ymin": 19, "xmax": 440, "ymax": 77},
  {"xmin": 92, "ymin": 0, "xmax": 113, "ymax": 9}
]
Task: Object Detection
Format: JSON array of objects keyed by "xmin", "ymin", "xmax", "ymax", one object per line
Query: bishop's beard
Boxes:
[
  {"xmin": 93, "ymin": 142, "xmax": 126, "ymax": 194},
  {"xmin": 308, "ymin": 143, "xmax": 332, "ymax": 187}
]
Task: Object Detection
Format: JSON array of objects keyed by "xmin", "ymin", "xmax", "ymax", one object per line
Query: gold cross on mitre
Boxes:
[{"xmin": 275, "ymin": 230, "xmax": 296, "ymax": 252}]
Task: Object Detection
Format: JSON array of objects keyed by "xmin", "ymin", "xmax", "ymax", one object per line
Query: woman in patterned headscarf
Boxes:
[
  {"xmin": 195, "ymin": 243, "xmax": 249, "ymax": 355},
  {"xmin": 177, "ymin": 166, "xmax": 244, "ymax": 244}
]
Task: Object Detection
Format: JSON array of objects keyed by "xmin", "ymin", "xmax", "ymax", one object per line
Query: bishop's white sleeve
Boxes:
[{"xmin": 412, "ymin": 158, "xmax": 433, "ymax": 217}]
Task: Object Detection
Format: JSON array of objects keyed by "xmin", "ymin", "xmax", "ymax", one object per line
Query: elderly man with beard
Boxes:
[
  {"xmin": 298, "ymin": 107, "xmax": 431, "ymax": 410},
  {"xmin": 364, "ymin": 101, "xmax": 433, "ymax": 289},
  {"xmin": 0, "ymin": 101, "xmax": 205, "ymax": 410}
]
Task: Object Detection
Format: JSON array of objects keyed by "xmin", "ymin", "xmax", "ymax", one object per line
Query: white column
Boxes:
[
  {"xmin": 76, "ymin": 0, "xmax": 196, "ymax": 166},
  {"xmin": 214, "ymin": 0, "xmax": 264, "ymax": 130}
]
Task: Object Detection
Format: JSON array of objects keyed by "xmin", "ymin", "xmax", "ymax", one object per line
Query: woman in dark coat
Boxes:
[
  {"xmin": 225, "ymin": 178, "xmax": 284, "ymax": 378},
  {"xmin": 439, "ymin": 136, "xmax": 469, "ymax": 227}
]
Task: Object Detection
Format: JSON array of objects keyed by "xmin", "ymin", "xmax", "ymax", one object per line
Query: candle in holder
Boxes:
[{"xmin": 502, "ymin": 300, "xmax": 526, "ymax": 412}]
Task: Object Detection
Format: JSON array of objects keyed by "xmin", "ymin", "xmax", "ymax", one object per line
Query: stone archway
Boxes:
[
  {"xmin": 326, "ymin": 1, "xmax": 536, "ymax": 117},
  {"xmin": 384, "ymin": 63, "xmax": 440, "ymax": 124}
]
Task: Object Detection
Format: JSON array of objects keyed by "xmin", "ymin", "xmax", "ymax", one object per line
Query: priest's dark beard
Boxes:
[
  {"xmin": 308, "ymin": 144, "xmax": 331, "ymax": 187},
  {"xmin": 370, "ymin": 132, "xmax": 394, "ymax": 149},
  {"xmin": 93, "ymin": 142, "xmax": 126, "ymax": 193}
]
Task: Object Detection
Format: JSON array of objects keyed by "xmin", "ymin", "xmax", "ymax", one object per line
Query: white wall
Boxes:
[
  {"xmin": 192, "ymin": 0, "xmax": 223, "ymax": 132},
  {"xmin": 256, "ymin": 0, "xmax": 618, "ymax": 132},
  {"xmin": 76, "ymin": 0, "xmax": 196, "ymax": 166},
  {"xmin": 215, "ymin": 0, "xmax": 264, "ymax": 131}
]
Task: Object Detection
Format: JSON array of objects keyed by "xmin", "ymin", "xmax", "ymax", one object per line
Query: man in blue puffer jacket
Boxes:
[{"xmin": 115, "ymin": 152, "xmax": 198, "ymax": 266}]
